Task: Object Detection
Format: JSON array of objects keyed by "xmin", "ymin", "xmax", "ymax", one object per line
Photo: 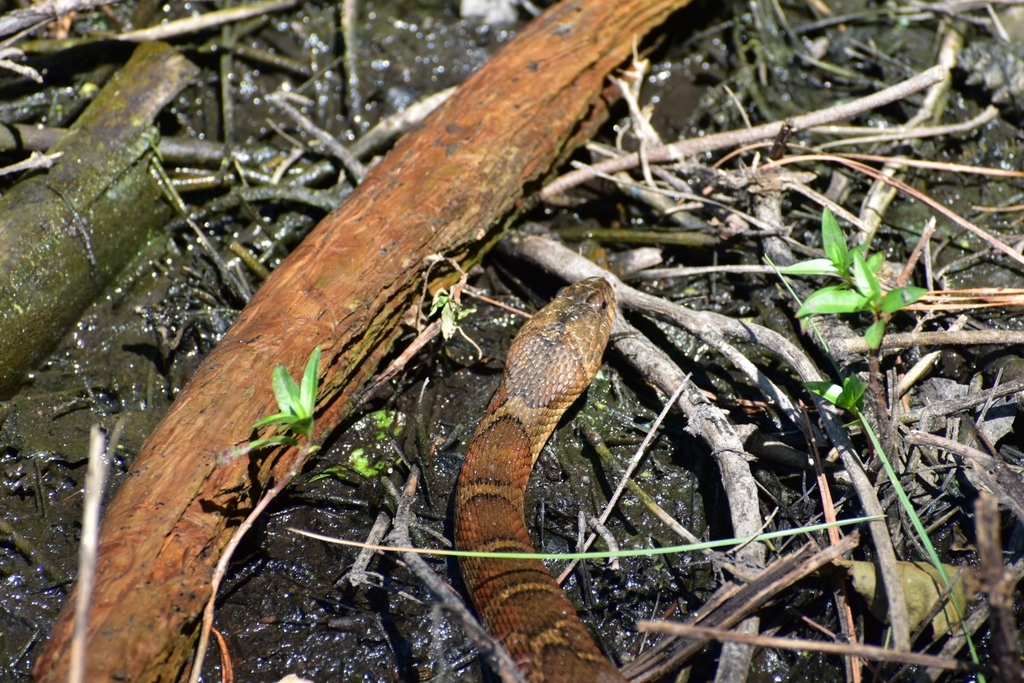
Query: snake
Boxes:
[{"xmin": 454, "ymin": 277, "xmax": 627, "ymax": 683}]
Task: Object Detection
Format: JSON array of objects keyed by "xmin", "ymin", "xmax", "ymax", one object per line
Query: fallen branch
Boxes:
[{"xmin": 540, "ymin": 65, "xmax": 946, "ymax": 200}]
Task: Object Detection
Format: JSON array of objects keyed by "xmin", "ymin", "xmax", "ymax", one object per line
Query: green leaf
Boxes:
[
  {"xmin": 429, "ymin": 289, "xmax": 450, "ymax": 318},
  {"xmin": 866, "ymin": 251, "xmax": 885, "ymax": 275},
  {"xmin": 851, "ymin": 252, "xmax": 881, "ymax": 300},
  {"xmin": 440, "ymin": 301, "xmax": 457, "ymax": 339},
  {"xmin": 347, "ymin": 447, "xmax": 389, "ymax": 478},
  {"xmin": 881, "ymin": 286, "xmax": 927, "ymax": 313},
  {"xmin": 371, "ymin": 409, "xmax": 394, "ymax": 430},
  {"xmin": 797, "ymin": 287, "xmax": 870, "ymax": 317},
  {"xmin": 253, "ymin": 412, "xmax": 299, "ymax": 430},
  {"xmin": 806, "ymin": 381, "xmax": 844, "ymax": 406},
  {"xmin": 840, "ymin": 374, "xmax": 867, "ymax": 411},
  {"xmin": 780, "ymin": 259, "xmax": 840, "ymax": 276},
  {"xmin": 299, "ymin": 346, "xmax": 321, "ymax": 418},
  {"xmin": 248, "ymin": 434, "xmax": 301, "ymax": 450},
  {"xmin": 806, "ymin": 374, "xmax": 866, "ymax": 412},
  {"xmin": 310, "ymin": 464, "xmax": 348, "ymax": 482},
  {"xmin": 271, "ymin": 364, "xmax": 302, "ymax": 416},
  {"xmin": 290, "ymin": 416, "xmax": 314, "ymax": 441},
  {"xmin": 821, "ymin": 208, "xmax": 848, "ymax": 270},
  {"xmin": 864, "ymin": 318, "xmax": 886, "ymax": 349}
]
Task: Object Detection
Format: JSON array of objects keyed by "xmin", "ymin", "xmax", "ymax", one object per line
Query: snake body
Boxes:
[{"xmin": 454, "ymin": 277, "xmax": 626, "ymax": 683}]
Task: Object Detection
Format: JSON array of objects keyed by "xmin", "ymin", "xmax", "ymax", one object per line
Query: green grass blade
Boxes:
[
  {"xmin": 855, "ymin": 410, "xmax": 983, "ymax": 671},
  {"xmin": 293, "ymin": 515, "xmax": 881, "ymax": 561}
]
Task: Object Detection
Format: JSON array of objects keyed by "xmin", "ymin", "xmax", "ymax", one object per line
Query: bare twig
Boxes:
[
  {"xmin": 636, "ymin": 622, "xmax": 987, "ymax": 674},
  {"xmin": 0, "ymin": 150, "xmax": 61, "ymax": 177},
  {"xmin": 114, "ymin": 0, "xmax": 298, "ymax": 43},
  {"xmin": 858, "ymin": 24, "xmax": 961, "ymax": 242},
  {"xmin": 541, "ymin": 65, "xmax": 946, "ymax": 200},
  {"xmin": 0, "ymin": 0, "xmax": 122, "ymax": 41},
  {"xmin": 349, "ymin": 86, "xmax": 456, "ymax": 159},
  {"xmin": 188, "ymin": 443, "xmax": 319, "ymax": 683},
  {"xmin": 270, "ymin": 91, "xmax": 367, "ymax": 183},
  {"xmin": 974, "ymin": 493, "xmax": 1023, "ymax": 681},
  {"xmin": 69, "ymin": 426, "xmax": 111, "ymax": 683},
  {"xmin": 556, "ymin": 380, "xmax": 687, "ymax": 583},
  {"xmin": 834, "ymin": 329, "xmax": 1024, "ymax": 358},
  {"xmin": 811, "ymin": 105, "xmax": 999, "ymax": 150},
  {"xmin": 385, "ymin": 469, "xmax": 527, "ymax": 683},
  {"xmin": 629, "ymin": 264, "xmax": 776, "ymax": 279},
  {"xmin": 768, "ymin": 153, "xmax": 1024, "ymax": 269}
]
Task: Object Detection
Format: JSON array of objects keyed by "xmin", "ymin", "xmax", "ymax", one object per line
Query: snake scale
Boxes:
[{"xmin": 454, "ymin": 277, "xmax": 627, "ymax": 683}]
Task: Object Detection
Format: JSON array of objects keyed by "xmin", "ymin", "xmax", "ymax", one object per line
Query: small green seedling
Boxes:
[
  {"xmin": 805, "ymin": 373, "xmax": 866, "ymax": 413},
  {"xmin": 221, "ymin": 347, "xmax": 322, "ymax": 464},
  {"xmin": 782, "ymin": 208, "xmax": 927, "ymax": 349},
  {"xmin": 347, "ymin": 448, "xmax": 392, "ymax": 477},
  {"xmin": 310, "ymin": 409, "xmax": 402, "ymax": 480},
  {"xmin": 776, "ymin": 212, "xmax": 982, "ymax": 671},
  {"xmin": 252, "ymin": 345, "xmax": 321, "ymax": 444},
  {"xmin": 430, "ymin": 287, "xmax": 476, "ymax": 341}
]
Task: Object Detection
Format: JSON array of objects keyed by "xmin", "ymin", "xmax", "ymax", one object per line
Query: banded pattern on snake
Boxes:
[{"xmin": 454, "ymin": 277, "xmax": 626, "ymax": 683}]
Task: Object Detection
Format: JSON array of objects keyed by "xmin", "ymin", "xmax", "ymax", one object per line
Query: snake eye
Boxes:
[{"xmin": 601, "ymin": 300, "xmax": 608, "ymax": 310}]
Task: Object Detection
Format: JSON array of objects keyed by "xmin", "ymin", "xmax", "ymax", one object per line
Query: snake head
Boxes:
[{"xmin": 502, "ymin": 277, "xmax": 616, "ymax": 411}]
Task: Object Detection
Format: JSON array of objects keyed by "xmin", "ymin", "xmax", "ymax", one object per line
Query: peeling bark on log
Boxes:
[{"xmin": 33, "ymin": 0, "xmax": 694, "ymax": 681}]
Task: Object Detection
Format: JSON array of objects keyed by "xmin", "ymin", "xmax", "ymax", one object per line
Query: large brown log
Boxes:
[{"xmin": 33, "ymin": 0, "xmax": 693, "ymax": 680}]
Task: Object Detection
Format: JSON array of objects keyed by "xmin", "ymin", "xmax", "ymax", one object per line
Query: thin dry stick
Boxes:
[
  {"xmin": 858, "ymin": 23, "xmax": 960, "ymax": 241},
  {"xmin": 804, "ymin": 408, "xmax": 862, "ymax": 683},
  {"xmin": 270, "ymin": 91, "xmax": 367, "ymax": 183},
  {"xmin": 825, "ymin": 152, "xmax": 1024, "ymax": 177},
  {"xmin": 0, "ymin": 0, "xmax": 121, "ymax": 40},
  {"xmin": 975, "ymin": 492, "xmax": 1023, "ymax": 681},
  {"xmin": 0, "ymin": 46, "xmax": 42, "ymax": 82},
  {"xmin": 903, "ymin": 377, "xmax": 1024, "ymax": 425},
  {"xmin": 809, "ymin": 105, "xmax": 999, "ymax": 150},
  {"xmin": 357, "ymin": 320, "xmax": 441, "ymax": 403},
  {"xmin": 834, "ymin": 329, "xmax": 1024, "ymax": 356},
  {"xmin": 556, "ymin": 380, "xmax": 688, "ymax": 584},
  {"xmin": 767, "ymin": 153, "xmax": 1024, "ymax": 269},
  {"xmin": 0, "ymin": 150, "xmax": 61, "ymax": 177},
  {"xmin": 211, "ymin": 629, "xmax": 234, "ymax": 683},
  {"xmin": 581, "ymin": 425, "xmax": 703, "ymax": 547},
  {"xmin": 894, "ymin": 315, "xmax": 967, "ymax": 400},
  {"xmin": 115, "ymin": 0, "xmax": 298, "ymax": 42},
  {"xmin": 631, "ymin": 265, "xmax": 776, "ymax": 279},
  {"xmin": 188, "ymin": 445, "xmax": 318, "ymax": 683},
  {"xmin": 897, "ymin": 217, "xmax": 936, "ymax": 287},
  {"xmin": 342, "ymin": 0, "xmax": 361, "ymax": 121},
  {"xmin": 636, "ymin": 622, "xmax": 987, "ymax": 674},
  {"xmin": 349, "ymin": 86, "xmax": 456, "ymax": 159},
  {"xmin": 69, "ymin": 426, "xmax": 111, "ymax": 683},
  {"xmin": 540, "ymin": 65, "xmax": 946, "ymax": 199},
  {"xmin": 344, "ymin": 511, "xmax": 391, "ymax": 588},
  {"xmin": 385, "ymin": 468, "xmax": 527, "ymax": 683}
]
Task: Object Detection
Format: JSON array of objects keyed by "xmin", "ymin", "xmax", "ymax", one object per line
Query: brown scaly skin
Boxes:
[{"xmin": 454, "ymin": 277, "xmax": 625, "ymax": 683}]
